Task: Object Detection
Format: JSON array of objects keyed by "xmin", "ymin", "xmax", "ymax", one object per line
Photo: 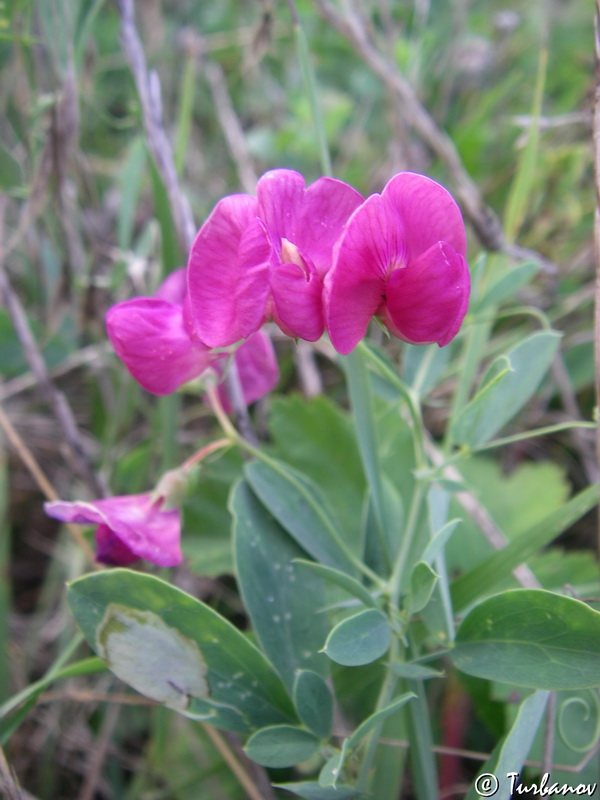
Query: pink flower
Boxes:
[
  {"xmin": 324, "ymin": 172, "xmax": 470, "ymax": 354},
  {"xmin": 106, "ymin": 269, "xmax": 279, "ymax": 404},
  {"xmin": 186, "ymin": 169, "xmax": 363, "ymax": 347},
  {"xmin": 44, "ymin": 494, "xmax": 182, "ymax": 567},
  {"xmin": 216, "ymin": 331, "xmax": 280, "ymax": 413},
  {"xmin": 106, "ymin": 269, "xmax": 213, "ymax": 395}
]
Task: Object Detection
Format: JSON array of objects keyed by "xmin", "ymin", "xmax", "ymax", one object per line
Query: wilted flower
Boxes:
[
  {"xmin": 324, "ymin": 172, "xmax": 470, "ymax": 354},
  {"xmin": 44, "ymin": 493, "xmax": 182, "ymax": 567},
  {"xmin": 186, "ymin": 169, "xmax": 363, "ymax": 346}
]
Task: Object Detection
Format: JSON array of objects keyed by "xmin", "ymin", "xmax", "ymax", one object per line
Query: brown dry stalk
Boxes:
[
  {"xmin": 311, "ymin": 0, "xmax": 556, "ymax": 272},
  {"xmin": 0, "ymin": 403, "xmax": 98, "ymax": 566}
]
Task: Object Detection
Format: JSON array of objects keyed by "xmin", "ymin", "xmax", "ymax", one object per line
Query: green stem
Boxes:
[
  {"xmin": 389, "ymin": 480, "xmax": 426, "ymax": 608},
  {"xmin": 356, "ymin": 636, "xmax": 401, "ymax": 792},
  {"xmin": 357, "ymin": 341, "xmax": 426, "ymax": 470},
  {"xmin": 344, "ymin": 347, "xmax": 390, "ymax": 562},
  {"xmin": 287, "ymin": 0, "xmax": 333, "ymax": 176},
  {"xmin": 474, "ymin": 420, "xmax": 596, "ymax": 452},
  {"xmin": 207, "ymin": 385, "xmax": 383, "ymax": 586}
]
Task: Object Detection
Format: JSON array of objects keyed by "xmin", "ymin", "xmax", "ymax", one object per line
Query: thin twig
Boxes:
[
  {"xmin": 0, "ymin": 213, "xmax": 106, "ymax": 500},
  {"xmin": 203, "ymin": 55, "xmax": 258, "ymax": 193},
  {"xmin": 117, "ymin": 0, "xmax": 196, "ymax": 253},
  {"xmin": 0, "ymin": 343, "xmax": 111, "ymax": 403},
  {"xmin": 0, "ymin": 747, "xmax": 25, "ymax": 800},
  {"xmin": 0, "ymin": 403, "xmax": 98, "ymax": 566},
  {"xmin": 202, "ymin": 725, "xmax": 273, "ymax": 800},
  {"xmin": 76, "ymin": 700, "xmax": 121, "ymax": 800},
  {"xmin": 426, "ymin": 439, "xmax": 541, "ymax": 589},
  {"xmin": 311, "ymin": 0, "xmax": 557, "ymax": 272}
]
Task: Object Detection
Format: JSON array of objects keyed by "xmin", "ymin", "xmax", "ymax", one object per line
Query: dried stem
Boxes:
[
  {"xmin": 203, "ymin": 55, "xmax": 258, "ymax": 194},
  {"xmin": 312, "ymin": 0, "xmax": 556, "ymax": 271},
  {"xmin": 117, "ymin": 0, "xmax": 196, "ymax": 253},
  {"xmin": 0, "ymin": 404, "xmax": 98, "ymax": 566},
  {"xmin": 0, "ymin": 199, "xmax": 106, "ymax": 499}
]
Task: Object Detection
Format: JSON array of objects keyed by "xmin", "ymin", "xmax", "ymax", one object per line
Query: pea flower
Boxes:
[
  {"xmin": 106, "ymin": 269, "xmax": 279, "ymax": 403},
  {"xmin": 106, "ymin": 269, "xmax": 212, "ymax": 395},
  {"xmin": 186, "ymin": 169, "xmax": 363, "ymax": 347},
  {"xmin": 44, "ymin": 494, "xmax": 182, "ymax": 567},
  {"xmin": 324, "ymin": 172, "xmax": 470, "ymax": 354}
]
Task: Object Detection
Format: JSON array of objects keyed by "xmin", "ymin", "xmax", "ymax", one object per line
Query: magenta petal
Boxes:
[
  {"xmin": 257, "ymin": 170, "xmax": 363, "ymax": 280},
  {"xmin": 270, "ymin": 260, "xmax": 325, "ymax": 341},
  {"xmin": 95, "ymin": 524, "xmax": 139, "ymax": 566},
  {"xmin": 106, "ymin": 298, "xmax": 213, "ymax": 394},
  {"xmin": 324, "ymin": 193, "xmax": 406, "ymax": 354},
  {"xmin": 45, "ymin": 495, "xmax": 182, "ymax": 567},
  {"xmin": 382, "ymin": 172, "xmax": 467, "ymax": 261},
  {"xmin": 382, "ymin": 242, "xmax": 470, "ymax": 346},
  {"xmin": 217, "ymin": 329, "xmax": 279, "ymax": 411},
  {"xmin": 154, "ymin": 268, "xmax": 187, "ymax": 305},
  {"xmin": 187, "ymin": 194, "xmax": 272, "ymax": 347},
  {"xmin": 256, "ymin": 169, "xmax": 307, "ymax": 244},
  {"xmin": 296, "ymin": 177, "xmax": 364, "ymax": 278}
]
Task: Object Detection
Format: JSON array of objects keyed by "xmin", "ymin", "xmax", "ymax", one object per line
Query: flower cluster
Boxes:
[
  {"xmin": 46, "ymin": 168, "xmax": 469, "ymax": 569},
  {"xmin": 187, "ymin": 168, "xmax": 470, "ymax": 354}
]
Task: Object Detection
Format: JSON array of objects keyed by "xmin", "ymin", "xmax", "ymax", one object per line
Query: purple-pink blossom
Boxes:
[
  {"xmin": 44, "ymin": 493, "xmax": 182, "ymax": 567},
  {"xmin": 106, "ymin": 268, "xmax": 279, "ymax": 403},
  {"xmin": 186, "ymin": 169, "xmax": 363, "ymax": 347},
  {"xmin": 324, "ymin": 172, "xmax": 470, "ymax": 354}
]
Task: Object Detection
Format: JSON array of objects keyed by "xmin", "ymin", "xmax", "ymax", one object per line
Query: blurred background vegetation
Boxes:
[{"xmin": 0, "ymin": 0, "xmax": 596, "ymax": 797}]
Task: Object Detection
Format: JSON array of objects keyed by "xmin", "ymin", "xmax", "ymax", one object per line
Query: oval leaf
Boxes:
[
  {"xmin": 245, "ymin": 724, "xmax": 320, "ymax": 768},
  {"xmin": 324, "ymin": 609, "xmax": 392, "ymax": 667},
  {"xmin": 294, "ymin": 670, "xmax": 333, "ymax": 740},
  {"xmin": 452, "ymin": 589, "xmax": 600, "ymax": 690},
  {"xmin": 67, "ymin": 570, "xmax": 295, "ymax": 732}
]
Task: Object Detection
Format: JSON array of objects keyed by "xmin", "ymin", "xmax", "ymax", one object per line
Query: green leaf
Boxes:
[
  {"xmin": 450, "ymin": 331, "xmax": 561, "ymax": 449},
  {"xmin": 407, "ymin": 562, "xmax": 438, "ymax": 615},
  {"xmin": 117, "ymin": 136, "xmax": 147, "ymax": 251},
  {"xmin": 244, "ymin": 724, "xmax": 320, "ymax": 768},
  {"xmin": 231, "ymin": 480, "xmax": 329, "ymax": 690},
  {"xmin": 0, "ymin": 140, "xmax": 23, "ymax": 190},
  {"xmin": 244, "ymin": 460, "xmax": 357, "ymax": 575},
  {"xmin": 293, "ymin": 560, "xmax": 378, "ymax": 609},
  {"xmin": 451, "ymin": 589, "xmax": 600, "ymax": 689},
  {"xmin": 67, "ymin": 570, "xmax": 295, "ymax": 733},
  {"xmin": 390, "ymin": 662, "xmax": 444, "ymax": 680},
  {"xmin": 420, "ymin": 519, "xmax": 460, "ymax": 567},
  {"xmin": 268, "ymin": 396, "xmax": 365, "ymax": 550},
  {"xmin": 293, "ymin": 670, "xmax": 333, "ymax": 739},
  {"xmin": 451, "ymin": 482, "xmax": 598, "ymax": 610},
  {"xmin": 475, "ymin": 261, "xmax": 539, "ymax": 311},
  {"xmin": 275, "ymin": 782, "xmax": 364, "ymax": 799},
  {"xmin": 466, "ymin": 690, "xmax": 549, "ymax": 800},
  {"xmin": 323, "ymin": 609, "xmax": 392, "ymax": 667},
  {"xmin": 319, "ymin": 751, "xmax": 345, "ymax": 788},
  {"xmin": 347, "ymin": 692, "xmax": 415, "ymax": 749},
  {"xmin": 148, "ymin": 154, "xmax": 183, "ymax": 272}
]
